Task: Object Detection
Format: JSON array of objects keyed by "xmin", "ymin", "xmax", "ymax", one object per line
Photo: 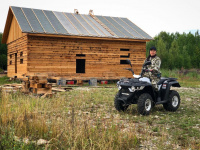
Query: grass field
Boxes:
[{"xmin": 0, "ymin": 74, "xmax": 200, "ymax": 149}]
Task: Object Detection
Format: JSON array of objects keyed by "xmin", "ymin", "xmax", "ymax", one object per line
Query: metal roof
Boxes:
[{"xmin": 10, "ymin": 6, "xmax": 152, "ymax": 40}]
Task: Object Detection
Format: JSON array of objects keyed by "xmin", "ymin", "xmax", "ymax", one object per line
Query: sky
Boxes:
[{"xmin": 0, "ymin": 0, "xmax": 200, "ymax": 37}]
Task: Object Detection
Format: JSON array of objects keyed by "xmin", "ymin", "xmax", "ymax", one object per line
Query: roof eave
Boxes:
[{"xmin": 26, "ymin": 32, "xmax": 152, "ymax": 42}]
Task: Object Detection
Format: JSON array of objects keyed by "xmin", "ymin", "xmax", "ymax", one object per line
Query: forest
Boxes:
[
  {"xmin": 0, "ymin": 33, "xmax": 7, "ymax": 71},
  {"xmin": 0, "ymin": 31, "xmax": 200, "ymax": 71},
  {"xmin": 146, "ymin": 31, "xmax": 200, "ymax": 69}
]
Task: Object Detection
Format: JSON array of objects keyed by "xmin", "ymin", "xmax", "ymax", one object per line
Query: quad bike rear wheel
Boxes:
[
  {"xmin": 163, "ymin": 90, "xmax": 180, "ymax": 111},
  {"xmin": 137, "ymin": 93, "xmax": 153, "ymax": 115}
]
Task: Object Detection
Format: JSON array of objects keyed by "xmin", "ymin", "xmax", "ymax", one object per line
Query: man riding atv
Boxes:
[
  {"xmin": 143, "ymin": 46, "xmax": 161, "ymax": 92},
  {"xmin": 114, "ymin": 47, "xmax": 181, "ymax": 115}
]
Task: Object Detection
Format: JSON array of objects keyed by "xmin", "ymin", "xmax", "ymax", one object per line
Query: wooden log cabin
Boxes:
[{"xmin": 2, "ymin": 6, "xmax": 153, "ymax": 81}]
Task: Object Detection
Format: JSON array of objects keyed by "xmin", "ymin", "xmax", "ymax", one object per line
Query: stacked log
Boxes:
[{"xmin": 22, "ymin": 76, "xmax": 52, "ymax": 95}]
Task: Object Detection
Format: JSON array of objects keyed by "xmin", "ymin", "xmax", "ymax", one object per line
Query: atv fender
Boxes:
[
  {"xmin": 163, "ymin": 81, "xmax": 181, "ymax": 101},
  {"xmin": 141, "ymin": 86, "xmax": 156, "ymax": 102}
]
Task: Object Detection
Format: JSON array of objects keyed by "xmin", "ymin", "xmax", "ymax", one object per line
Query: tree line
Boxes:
[
  {"xmin": 146, "ymin": 31, "xmax": 200, "ymax": 70},
  {"xmin": 0, "ymin": 33, "xmax": 7, "ymax": 70},
  {"xmin": 0, "ymin": 31, "xmax": 200, "ymax": 70}
]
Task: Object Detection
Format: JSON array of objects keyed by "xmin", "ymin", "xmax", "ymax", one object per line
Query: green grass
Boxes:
[
  {"xmin": 0, "ymin": 76, "xmax": 20, "ymax": 85},
  {"xmin": 161, "ymin": 69, "xmax": 200, "ymax": 88},
  {"xmin": 0, "ymin": 73, "xmax": 200, "ymax": 149}
]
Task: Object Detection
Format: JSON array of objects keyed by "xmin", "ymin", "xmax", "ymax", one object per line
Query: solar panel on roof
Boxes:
[
  {"xmin": 121, "ymin": 18, "xmax": 152, "ymax": 39},
  {"xmin": 73, "ymin": 14, "xmax": 99, "ymax": 36},
  {"xmin": 96, "ymin": 16, "xmax": 126, "ymax": 38},
  {"xmin": 10, "ymin": 6, "xmax": 152, "ymax": 40},
  {"xmin": 11, "ymin": 6, "xmax": 32, "ymax": 32},
  {"xmin": 53, "ymin": 11, "xmax": 79, "ymax": 35},
  {"xmin": 86, "ymin": 15, "xmax": 113, "ymax": 37},
  {"xmin": 104, "ymin": 16, "xmax": 135, "ymax": 39},
  {"xmin": 43, "ymin": 10, "xmax": 69, "ymax": 34},
  {"xmin": 32, "ymin": 9, "xmax": 56, "ymax": 34},
  {"xmin": 64, "ymin": 13, "xmax": 89, "ymax": 35},
  {"xmin": 81, "ymin": 15, "xmax": 107, "ymax": 37},
  {"xmin": 112, "ymin": 17, "xmax": 144, "ymax": 39},
  {"xmin": 22, "ymin": 8, "xmax": 44, "ymax": 33}
]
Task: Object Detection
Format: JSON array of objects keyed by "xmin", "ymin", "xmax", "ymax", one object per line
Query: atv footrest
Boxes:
[{"xmin": 155, "ymin": 100, "xmax": 168, "ymax": 105}]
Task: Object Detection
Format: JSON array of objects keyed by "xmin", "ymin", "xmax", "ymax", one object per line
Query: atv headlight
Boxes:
[
  {"xmin": 128, "ymin": 86, "xmax": 135, "ymax": 92},
  {"xmin": 117, "ymin": 85, "xmax": 121, "ymax": 90},
  {"xmin": 139, "ymin": 86, "xmax": 145, "ymax": 90}
]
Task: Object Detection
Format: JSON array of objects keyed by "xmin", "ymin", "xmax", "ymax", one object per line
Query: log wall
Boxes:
[
  {"xmin": 7, "ymin": 35, "xmax": 28, "ymax": 78},
  {"xmin": 7, "ymin": 16, "xmax": 26, "ymax": 44},
  {"xmin": 26, "ymin": 35, "xmax": 146, "ymax": 80}
]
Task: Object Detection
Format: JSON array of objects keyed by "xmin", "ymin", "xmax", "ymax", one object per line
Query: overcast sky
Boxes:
[{"xmin": 0, "ymin": 0, "xmax": 199, "ymax": 37}]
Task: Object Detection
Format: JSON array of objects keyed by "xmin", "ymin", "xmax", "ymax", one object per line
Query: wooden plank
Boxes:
[{"xmin": 33, "ymin": 88, "xmax": 52, "ymax": 94}]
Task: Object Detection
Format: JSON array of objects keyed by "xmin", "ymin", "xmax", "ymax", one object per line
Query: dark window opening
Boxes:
[
  {"xmin": 76, "ymin": 54, "xmax": 85, "ymax": 57},
  {"xmin": 10, "ymin": 54, "xmax": 12, "ymax": 59},
  {"xmin": 120, "ymin": 48, "xmax": 129, "ymax": 51},
  {"xmin": 76, "ymin": 59, "xmax": 85, "ymax": 73},
  {"xmin": 120, "ymin": 60, "xmax": 129, "ymax": 64},
  {"xmin": 15, "ymin": 53, "xmax": 17, "ymax": 73},
  {"xmin": 10, "ymin": 61, "xmax": 12, "ymax": 65},
  {"xmin": 20, "ymin": 59, "xmax": 23, "ymax": 64},
  {"xmin": 120, "ymin": 53, "xmax": 130, "ymax": 58},
  {"xmin": 20, "ymin": 52, "xmax": 23, "ymax": 57}
]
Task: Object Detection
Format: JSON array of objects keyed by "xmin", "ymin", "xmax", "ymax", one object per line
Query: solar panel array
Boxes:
[{"xmin": 11, "ymin": 6, "xmax": 152, "ymax": 40}]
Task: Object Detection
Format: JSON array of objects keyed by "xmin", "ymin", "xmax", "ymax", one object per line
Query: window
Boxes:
[
  {"xmin": 20, "ymin": 52, "xmax": 23, "ymax": 57},
  {"xmin": 10, "ymin": 54, "xmax": 12, "ymax": 59},
  {"xmin": 76, "ymin": 54, "xmax": 85, "ymax": 57},
  {"xmin": 20, "ymin": 59, "xmax": 23, "ymax": 64},
  {"xmin": 120, "ymin": 48, "xmax": 129, "ymax": 51},
  {"xmin": 120, "ymin": 60, "xmax": 129, "ymax": 64},
  {"xmin": 120, "ymin": 48, "xmax": 130, "ymax": 64},
  {"xmin": 120, "ymin": 53, "xmax": 130, "ymax": 58},
  {"xmin": 10, "ymin": 61, "xmax": 12, "ymax": 65}
]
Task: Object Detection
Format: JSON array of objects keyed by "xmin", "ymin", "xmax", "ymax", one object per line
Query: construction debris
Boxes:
[{"xmin": 21, "ymin": 76, "xmax": 52, "ymax": 97}]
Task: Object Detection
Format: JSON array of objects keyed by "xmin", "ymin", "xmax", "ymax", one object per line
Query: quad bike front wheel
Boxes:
[
  {"xmin": 163, "ymin": 90, "xmax": 180, "ymax": 111},
  {"xmin": 137, "ymin": 93, "xmax": 153, "ymax": 115},
  {"xmin": 114, "ymin": 92, "xmax": 129, "ymax": 112}
]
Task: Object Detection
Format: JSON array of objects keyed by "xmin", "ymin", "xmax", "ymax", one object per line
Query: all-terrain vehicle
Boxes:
[{"xmin": 114, "ymin": 60, "xmax": 181, "ymax": 115}]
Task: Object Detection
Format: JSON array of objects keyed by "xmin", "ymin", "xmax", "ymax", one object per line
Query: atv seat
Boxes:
[
  {"xmin": 157, "ymin": 78, "xmax": 177, "ymax": 85},
  {"xmin": 157, "ymin": 78, "xmax": 168, "ymax": 85},
  {"xmin": 167, "ymin": 78, "xmax": 177, "ymax": 82}
]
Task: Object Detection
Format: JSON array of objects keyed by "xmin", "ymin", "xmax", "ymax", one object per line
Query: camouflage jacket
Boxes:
[{"xmin": 143, "ymin": 55, "xmax": 161, "ymax": 78}]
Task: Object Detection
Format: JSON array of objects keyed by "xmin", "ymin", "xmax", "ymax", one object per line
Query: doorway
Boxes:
[
  {"xmin": 76, "ymin": 59, "xmax": 85, "ymax": 73},
  {"xmin": 15, "ymin": 53, "xmax": 17, "ymax": 73}
]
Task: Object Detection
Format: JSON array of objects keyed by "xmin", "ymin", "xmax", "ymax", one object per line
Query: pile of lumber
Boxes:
[
  {"xmin": 0, "ymin": 76, "xmax": 73, "ymax": 96},
  {"xmin": 22, "ymin": 76, "xmax": 52, "ymax": 95},
  {"xmin": 0, "ymin": 83, "xmax": 22, "ymax": 93}
]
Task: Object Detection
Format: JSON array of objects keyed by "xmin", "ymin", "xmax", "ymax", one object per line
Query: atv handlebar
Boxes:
[{"xmin": 124, "ymin": 68, "xmax": 134, "ymax": 75}]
